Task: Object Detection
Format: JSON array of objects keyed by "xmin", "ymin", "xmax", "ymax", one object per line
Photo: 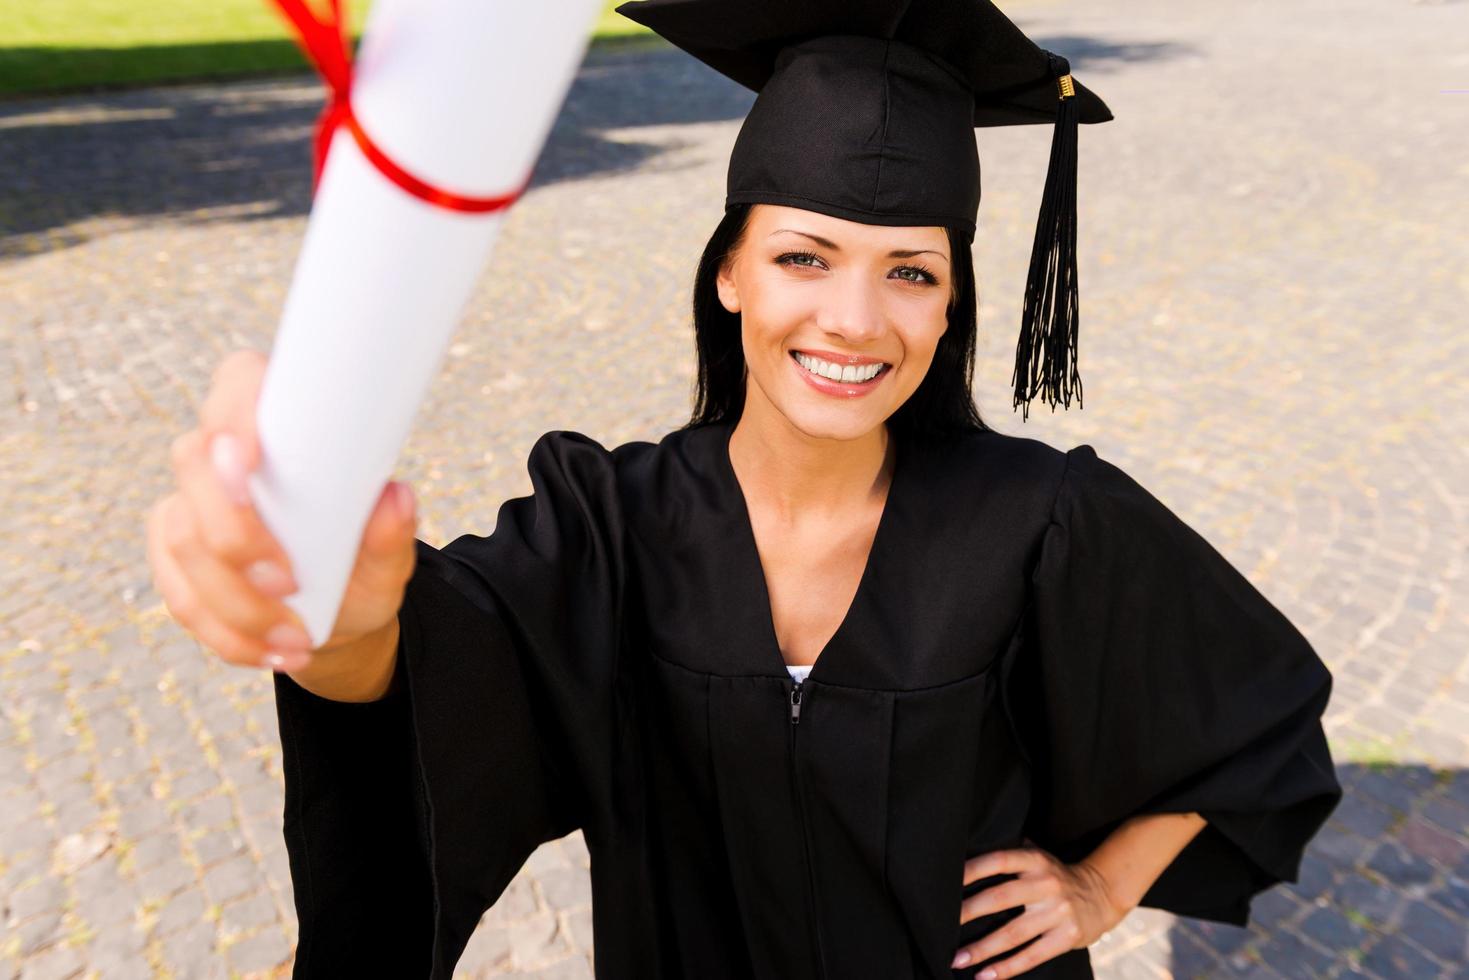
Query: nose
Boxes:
[{"xmin": 813, "ymin": 279, "xmax": 885, "ymax": 346}]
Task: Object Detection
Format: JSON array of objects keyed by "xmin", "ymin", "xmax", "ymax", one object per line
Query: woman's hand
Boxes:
[
  {"xmin": 146, "ymin": 348, "xmax": 419, "ymax": 673},
  {"xmin": 951, "ymin": 840, "xmax": 1130, "ymax": 977}
]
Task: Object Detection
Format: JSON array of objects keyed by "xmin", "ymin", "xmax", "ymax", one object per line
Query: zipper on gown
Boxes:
[{"xmin": 787, "ymin": 676, "xmax": 829, "ymax": 978}]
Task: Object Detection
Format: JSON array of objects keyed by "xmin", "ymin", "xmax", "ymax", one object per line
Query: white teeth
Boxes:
[{"xmin": 795, "ymin": 352, "xmax": 884, "ymax": 383}]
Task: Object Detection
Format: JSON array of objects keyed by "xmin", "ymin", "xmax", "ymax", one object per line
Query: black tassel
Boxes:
[{"xmin": 1012, "ymin": 55, "xmax": 1082, "ymax": 421}]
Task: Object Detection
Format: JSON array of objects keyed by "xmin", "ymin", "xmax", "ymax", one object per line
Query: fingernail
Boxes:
[
  {"xmin": 210, "ymin": 432, "xmax": 250, "ymax": 506},
  {"xmin": 265, "ymin": 651, "xmax": 312, "ymax": 672},
  {"xmin": 392, "ymin": 482, "xmax": 414, "ymax": 521},
  {"xmin": 951, "ymin": 951, "xmax": 971, "ymax": 968},
  {"xmin": 980, "ymin": 970, "xmax": 997, "ymax": 980},
  {"xmin": 266, "ymin": 622, "xmax": 312, "ymax": 651},
  {"xmin": 245, "ymin": 560, "xmax": 295, "ymax": 595}
]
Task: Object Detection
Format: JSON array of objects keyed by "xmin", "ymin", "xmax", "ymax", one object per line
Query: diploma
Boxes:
[{"xmin": 252, "ymin": 0, "xmax": 605, "ymax": 647}]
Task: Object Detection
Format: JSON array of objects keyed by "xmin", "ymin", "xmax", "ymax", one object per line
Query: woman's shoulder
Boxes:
[
  {"xmin": 523, "ymin": 423, "xmax": 1120, "ymax": 526},
  {"xmin": 520, "ymin": 424, "xmax": 716, "ymax": 505},
  {"xmin": 914, "ymin": 426, "xmax": 1072, "ymax": 505}
]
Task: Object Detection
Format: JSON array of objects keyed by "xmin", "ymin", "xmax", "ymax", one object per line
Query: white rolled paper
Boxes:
[{"xmin": 251, "ymin": 0, "xmax": 606, "ymax": 647}]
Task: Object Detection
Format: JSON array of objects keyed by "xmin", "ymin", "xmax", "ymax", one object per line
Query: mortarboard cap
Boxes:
[{"xmin": 614, "ymin": 0, "xmax": 1114, "ymax": 419}]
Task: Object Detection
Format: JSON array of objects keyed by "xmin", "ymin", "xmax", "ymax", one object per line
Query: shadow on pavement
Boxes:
[
  {"xmin": 1162, "ymin": 761, "xmax": 1465, "ymax": 978},
  {"xmin": 0, "ymin": 33, "xmax": 1190, "ymax": 260}
]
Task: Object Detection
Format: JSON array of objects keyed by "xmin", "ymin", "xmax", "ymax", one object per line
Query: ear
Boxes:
[{"xmin": 715, "ymin": 257, "xmax": 741, "ymax": 314}]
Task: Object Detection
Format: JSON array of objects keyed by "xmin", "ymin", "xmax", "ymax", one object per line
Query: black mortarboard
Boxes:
[{"xmin": 613, "ymin": 0, "xmax": 1113, "ymax": 419}]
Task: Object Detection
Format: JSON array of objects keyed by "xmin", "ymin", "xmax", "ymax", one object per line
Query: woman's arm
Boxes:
[
  {"xmin": 1078, "ymin": 810, "xmax": 1209, "ymax": 917},
  {"xmin": 286, "ymin": 617, "xmax": 400, "ymax": 703}
]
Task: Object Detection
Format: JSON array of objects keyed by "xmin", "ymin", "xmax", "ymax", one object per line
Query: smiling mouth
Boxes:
[{"xmin": 790, "ymin": 350, "xmax": 892, "ymax": 385}]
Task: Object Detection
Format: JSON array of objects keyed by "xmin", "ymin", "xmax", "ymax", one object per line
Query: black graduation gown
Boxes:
[{"xmin": 272, "ymin": 419, "xmax": 1342, "ymax": 979}]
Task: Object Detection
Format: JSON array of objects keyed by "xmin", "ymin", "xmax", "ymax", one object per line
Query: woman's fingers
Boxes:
[
  {"xmin": 962, "ymin": 844, "xmax": 1047, "ymax": 887},
  {"xmin": 959, "ymin": 873, "xmax": 1058, "ymax": 925},
  {"xmin": 169, "ymin": 427, "xmax": 294, "ymax": 582},
  {"xmin": 954, "ymin": 914, "xmax": 1078, "ymax": 979},
  {"xmin": 151, "ymin": 493, "xmax": 312, "ymax": 668},
  {"xmin": 952, "ymin": 901, "xmax": 1064, "ymax": 973},
  {"xmin": 149, "ymin": 348, "xmax": 328, "ymax": 673},
  {"xmin": 198, "ymin": 348, "xmax": 267, "ymax": 467}
]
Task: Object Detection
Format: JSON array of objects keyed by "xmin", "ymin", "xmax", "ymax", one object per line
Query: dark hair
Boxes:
[{"xmin": 681, "ymin": 203, "xmax": 989, "ymax": 443}]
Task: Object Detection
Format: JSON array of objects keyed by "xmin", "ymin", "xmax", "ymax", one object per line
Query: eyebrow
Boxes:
[{"xmin": 769, "ymin": 229, "xmax": 949, "ymax": 263}]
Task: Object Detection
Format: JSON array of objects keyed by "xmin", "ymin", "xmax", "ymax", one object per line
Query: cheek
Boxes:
[
  {"xmin": 901, "ymin": 314, "xmax": 949, "ymax": 367},
  {"xmin": 739, "ymin": 283, "xmax": 809, "ymax": 350},
  {"xmin": 887, "ymin": 301, "xmax": 946, "ymax": 351}
]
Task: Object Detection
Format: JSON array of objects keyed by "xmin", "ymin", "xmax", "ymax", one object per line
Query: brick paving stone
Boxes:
[
  {"xmin": 531, "ymin": 956, "xmax": 595, "ymax": 980},
  {"xmin": 159, "ymin": 921, "xmax": 231, "ymax": 980},
  {"xmin": 180, "ymin": 793, "xmax": 235, "ymax": 834},
  {"xmin": 1397, "ymin": 901, "xmax": 1469, "ymax": 967},
  {"xmin": 483, "ymin": 877, "xmax": 539, "ymax": 925},
  {"xmin": 200, "ymin": 855, "xmax": 257, "ymax": 905},
  {"xmin": 1352, "ymin": 768, "xmax": 1440, "ymax": 811},
  {"xmin": 3, "ymin": 0, "xmax": 1467, "ymax": 976},
  {"xmin": 1332, "ymin": 796, "xmax": 1401, "ymax": 840},
  {"xmin": 507, "ymin": 915, "xmax": 561, "ymax": 969},
  {"xmin": 134, "ymin": 859, "xmax": 193, "ymax": 902},
  {"xmin": 1329, "ymin": 875, "xmax": 1405, "ymax": 930},
  {"xmin": 126, "ymin": 830, "xmax": 184, "ymax": 874},
  {"xmin": 15, "ymin": 943, "xmax": 85, "ymax": 980},
  {"xmin": 10, "ymin": 911, "xmax": 65, "ymax": 959},
  {"xmin": 1359, "ymin": 934, "xmax": 1445, "ymax": 979},
  {"xmin": 1165, "ymin": 930, "xmax": 1221, "ymax": 980},
  {"xmin": 1445, "ymin": 775, "xmax": 1469, "ymax": 810},
  {"xmin": 1252, "ymin": 929, "xmax": 1340, "ymax": 977},
  {"xmin": 1427, "ymin": 876, "xmax": 1469, "ymax": 919},
  {"xmin": 1283, "ymin": 854, "xmax": 1337, "ymax": 903},
  {"xmin": 1399, "ymin": 816, "xmax": 1468, "ymax": 868},
  {"xmin": 86, "ymin": 924, "xmax": 150, "ymax": 977},
  {"xmin": 537, "ymin": 866, "xmax": 592, "ymax": 912},
  {"xmin": 1366, "ymin": 841, "xmax": 1438, "ymax": 888},
  {"xmin": 191, "ymin": 828, "xmax": 247, "ymax": 868},
  {"xmin": 1299, "ymin": 905, "xmax": 1371, "ymax": 957},
  {"xmin": 153, "ymin": 887, "xmax": 208, "ymax": 938},
  {"xmin": 72, "ymin": 863, "xmax": 139, "ymax": 929},
  {"xmin": 217, "ymin": 890, "xmax": 279, "ymax": 939},
  {"xmin": 6, "ymin": 879, "xmax": 66, "ymax": 924},
  {"xmin": 457, "ymin": 922, "xmax": 513, "ymax": 975},
  {"xmin": 1427, "ymin": 799, "xmax": 1469, "ymax": 840},
  {"xmin": 1309, "ymin": 826, "xmax": 1375, "ymax": 874},
  {"xmin": 1175, "ymin": 920, "xmax": 1254, "ymax": 959},
  {"xmin": 223, "ymin": 926, "xmax": 292, "ymax": 975}
]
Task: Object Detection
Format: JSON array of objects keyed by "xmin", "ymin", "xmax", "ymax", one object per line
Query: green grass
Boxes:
[{"xmin": 0, "ymin": 0, "xmax": 654, "ymax": 97}]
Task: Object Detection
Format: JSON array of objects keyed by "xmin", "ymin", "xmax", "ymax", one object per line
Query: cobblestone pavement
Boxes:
[{"xmin": 2, "ymin": 0, "xmax": 1467, "ymax": 975}]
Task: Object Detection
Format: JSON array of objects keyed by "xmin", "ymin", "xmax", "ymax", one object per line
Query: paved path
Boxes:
[{"xmin": 2, "ymin": 0, "xmax": 1467, "ymax": 976}]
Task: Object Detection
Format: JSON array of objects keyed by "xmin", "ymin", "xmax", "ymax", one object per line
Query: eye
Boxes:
[
  {"xmin": 775, "ymin": 249, "xmax": 825, "ymax": 269},
  {"xmin": 894, "ymin": 264, "xmax": 940, "ymax": 286}
]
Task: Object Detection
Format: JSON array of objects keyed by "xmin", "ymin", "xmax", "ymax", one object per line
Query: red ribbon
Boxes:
[{"xmin": 271, "ymin": 0, "xmax": 529, "ymax": 213}]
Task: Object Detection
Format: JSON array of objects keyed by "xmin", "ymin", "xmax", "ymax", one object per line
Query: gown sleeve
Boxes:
[
  {"xmin": 271, "ymin": 430, "xmax": 627, "ymax": 977},
  {"xmin": 1011, "ymin": 444, "xmax": 1343, "ymax": 927}
]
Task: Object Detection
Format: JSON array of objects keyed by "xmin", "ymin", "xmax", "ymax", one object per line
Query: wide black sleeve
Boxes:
[
  {"xmin": 1013, "ymin": 444, "xmax": 1342, "ymax": 927},
  {"xmin": 272, "ymin": 430, "xmax": 627, "ymax": 977}
]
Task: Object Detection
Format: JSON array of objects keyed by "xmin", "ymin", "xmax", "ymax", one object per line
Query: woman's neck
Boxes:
[{"xmin": 727, "ymin": 397, "xmax": 894, "ymax": 523}]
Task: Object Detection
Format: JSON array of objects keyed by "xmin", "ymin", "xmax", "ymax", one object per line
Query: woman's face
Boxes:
[{"xmin": 716, "ymin": 204, "xmax": 953, "ymax": 443}]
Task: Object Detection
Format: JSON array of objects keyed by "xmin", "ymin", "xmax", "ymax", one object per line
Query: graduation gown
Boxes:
[{"xmin": 272, "ymin": 418, "xmax": 1341, "ymax": 979}]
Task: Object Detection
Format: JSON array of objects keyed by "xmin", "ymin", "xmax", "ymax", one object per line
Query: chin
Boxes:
[{"xmin": 776, "ymin": 400, "xmax": 890, "ymax": 444}]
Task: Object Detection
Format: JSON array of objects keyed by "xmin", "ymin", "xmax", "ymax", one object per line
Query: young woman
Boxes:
[{"xmin": 145, "ymin": 2, "xmax": 1342, "ymax": 977}]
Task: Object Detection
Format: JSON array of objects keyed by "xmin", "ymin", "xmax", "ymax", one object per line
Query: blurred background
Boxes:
[{"xmin": 2, "ymin": 0, "xmax": 1467, "ymax": 976}]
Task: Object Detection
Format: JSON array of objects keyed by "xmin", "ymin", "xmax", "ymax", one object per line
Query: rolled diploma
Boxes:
[{"xmin": 251, "ymin": 0, "xmax": 605, "ymax": 647}]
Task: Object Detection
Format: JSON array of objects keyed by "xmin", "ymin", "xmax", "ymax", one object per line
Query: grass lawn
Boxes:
[{"xmin": 0, "ymin": 0, "xmax": 655, "ymax": 97}]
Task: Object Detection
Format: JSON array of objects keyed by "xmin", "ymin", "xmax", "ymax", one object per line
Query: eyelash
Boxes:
[{"xmin": 775, "ymin": 249, "xmax": 941, "ymax": 287}]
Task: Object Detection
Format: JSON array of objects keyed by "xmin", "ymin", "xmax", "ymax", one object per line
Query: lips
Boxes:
[
  {"xmin": 790, "ymin": 350, "xmax": 891, "ymax": 394},
  {"xmin": 791, "ymin": 347, "xmax": 889, "ymax": 367}
]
